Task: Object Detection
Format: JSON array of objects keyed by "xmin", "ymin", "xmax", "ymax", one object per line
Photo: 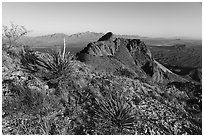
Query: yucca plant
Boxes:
[
  {"xmin": 93, "ymin": 91, "xmax": 137, "ymax": 134},
  {"xmin": 20, "ymin": 48, "xmax": 40, "ymax": 74},
  {"xmin": 20, "ymin": 47, "xmax": 74, "ymax": 88}
]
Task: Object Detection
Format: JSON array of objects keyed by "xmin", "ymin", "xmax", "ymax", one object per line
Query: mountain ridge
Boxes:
[
  {"xmin": 76, "ymin": 32, "xmax": 188, "ymax": 84},
  {"xmin": 16, "ymin": 31, "xmax": 201, "ymax": 49}
]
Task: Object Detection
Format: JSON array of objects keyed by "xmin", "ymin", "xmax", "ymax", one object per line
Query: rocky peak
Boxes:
[
  {"xmin": 98, "ymin": 32, "xmax": 114, "ymax": 41},
  {"xmin": 76, "ymin": 32, "xmax": 188, "ymax": 84}
]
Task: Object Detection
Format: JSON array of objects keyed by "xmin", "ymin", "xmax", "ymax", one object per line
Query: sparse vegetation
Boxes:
[
  {"xmin": 20, "ymin": 48, "xmax": 74, "ymax": 88},
  {"xmin": 93, "ymin": 90, "xmax": 137, "ymax": 134},
  {"xmin": 2, "ymin": 23, "xmax": 29, "ymax": 52},
  {"xmin": 2, "ymin": 25, "xmax": 202, "ymax": 135}
]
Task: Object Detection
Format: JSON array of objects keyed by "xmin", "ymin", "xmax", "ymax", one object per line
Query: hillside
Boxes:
[
  {"xmin": 2, "ymin": 44, "xmax": 202, "ymax": 135},
  {"xmin": 149, "ymin": 45, "xmax": 202, "ymax": 83},
  {"xmin": 2, "ymin": 32, "xmax": 202, "ymax": 135}
]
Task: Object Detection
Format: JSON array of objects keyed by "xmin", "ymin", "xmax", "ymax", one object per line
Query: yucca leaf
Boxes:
[{"xmin": 93, "ymin": 91, "xmax": 137, "ymax": 132}]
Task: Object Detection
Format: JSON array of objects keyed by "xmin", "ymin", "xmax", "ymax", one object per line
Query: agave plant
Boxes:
[{"xmin": 93, "ymin": 91, "xmax": 137, "ymax": 134}]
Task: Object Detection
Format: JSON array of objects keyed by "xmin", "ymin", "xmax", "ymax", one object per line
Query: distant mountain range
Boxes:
[
  {"xmin": 17, "ymin": 31, "xmax": 104, "ymax": 47},
  {"xmin": 17, "ymin": 31, "xmax": 202, "ymax": 48}
]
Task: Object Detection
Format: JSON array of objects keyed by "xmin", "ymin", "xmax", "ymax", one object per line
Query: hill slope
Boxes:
[{"xmin": 2, "ymin": 46, "xmax": 202, "ymax": 135}]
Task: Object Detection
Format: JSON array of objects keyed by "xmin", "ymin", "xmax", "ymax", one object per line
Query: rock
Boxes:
[
  {"xmin": 77, "ymin": 32, "xmax": 188, "ymax": 84},
  {"xmin": 188, "ymin": 68, "xmax": 202, "ymax": 83},
  {"xmin": 98, "ymin": 32, "xmax": 114, "ymax": 41}
]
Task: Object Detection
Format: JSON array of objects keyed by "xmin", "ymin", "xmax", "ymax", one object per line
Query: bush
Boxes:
[
  {"xmin": 2, "ymin": 23, "xmax": 29, "ymax": 49},
  {"xmin": 20, "ymin": 48, "xmax": 74, "ymax": 88},
  {"xmin": 93, "ymin": 90, "xmax": 137, "ymax": 134}
]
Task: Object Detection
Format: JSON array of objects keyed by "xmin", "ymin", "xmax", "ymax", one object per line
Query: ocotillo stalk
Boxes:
[{"xmin": 62, "ymin": 37, "xmax": 66, "ymax": 59}]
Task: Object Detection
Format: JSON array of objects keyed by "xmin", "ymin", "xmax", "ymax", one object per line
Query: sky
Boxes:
[{"xmin": 2, "ymin": 2, "xmax": 202, "ymax": 39}]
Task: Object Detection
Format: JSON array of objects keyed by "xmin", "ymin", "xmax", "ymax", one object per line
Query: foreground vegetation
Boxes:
[
  {"xmin": 2, "ymin": 47, "xmax": 201, "ymax": 135},
  {"xmin": 2, "ymin": 24, "xmax": 202, "ymax": 135}
]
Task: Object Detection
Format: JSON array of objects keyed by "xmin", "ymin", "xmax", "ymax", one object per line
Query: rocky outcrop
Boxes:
[
  {"xmin": 77, "ymin": 32, "xmax": 188, "ymax": 84},
  {"xmin": 98, "ymin": 32, "xmax": 114, "ymax": 41},
  {"xmin": 188, "ymin": 68, "xmax": 202, "ymax": 83}
]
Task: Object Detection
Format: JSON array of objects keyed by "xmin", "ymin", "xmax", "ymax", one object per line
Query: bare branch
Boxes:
[{"xmin": 2, "ymin": 23, "xmax": 30, "ymax": 49}]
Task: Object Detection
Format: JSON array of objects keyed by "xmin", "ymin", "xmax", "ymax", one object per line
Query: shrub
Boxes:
[
  {"xmin": 2, "ymin": 23, "xmax": 29, "ymax": 48},
  {"xmin": 2, "ymin": 23, "xmax": 29, "ymax": 58},
  {"xmin": 20, "ymin": 48, "xmax": 74, "ymax": 88},
  {"xmin": 93, "ymin": 90, "xmax": 137, "ymax": 134}
]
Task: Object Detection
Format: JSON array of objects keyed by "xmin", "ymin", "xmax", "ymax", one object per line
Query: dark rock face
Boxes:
[
  {"xmin": 98, "ymin": 32, "xmax": 114, "ymax": 41},
  {"xmin": 188, "ymin": 68, "xmax": 202, "ymax": 83},
  {"xmin": 76, "ymin": 32, "xmax": 188, "ymax": 84}
]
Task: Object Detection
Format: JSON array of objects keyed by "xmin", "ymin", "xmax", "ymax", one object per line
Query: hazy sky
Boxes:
[{"xmin": 2, "ymin": 2, "xmax": 202, "ymax": 39}]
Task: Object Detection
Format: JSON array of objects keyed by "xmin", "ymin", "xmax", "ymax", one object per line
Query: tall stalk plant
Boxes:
[{"xmin": 20, "ymin": 39, "xmax": 74, "ymax": 88}]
